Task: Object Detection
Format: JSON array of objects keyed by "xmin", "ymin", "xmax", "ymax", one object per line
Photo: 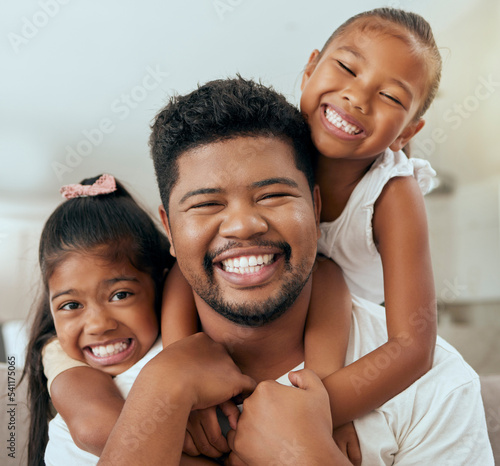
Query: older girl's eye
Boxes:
[
  {"xmin": 381, "ymin": 93, "xmax": 404, "ymax": 107},
  {"xmin": 111, "ymin": 291, "xmax": 132, "ymax": 301},
  {"xmin": 337, "ymin": 60, "xmax": 356, "ymax": 76}
]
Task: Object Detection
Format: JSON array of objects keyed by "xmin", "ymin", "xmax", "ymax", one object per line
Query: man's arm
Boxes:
[{"xmin": 98, "ymin": 333, "xmax": 257, "ymax": 466}]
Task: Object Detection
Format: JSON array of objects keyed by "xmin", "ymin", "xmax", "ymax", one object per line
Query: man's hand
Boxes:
[
  {"xmin": 148, "ymin": 333, "xmax": 256, "ymax": 411},
  {"xmin": 99, "ymin": 333, "xmax": 256, "ymax": 466},
  {"xmin": 184, "ymin": 402, "xmax": 240, "ymax": 458},
  {"xmin": 226, "ymin": 369, "xmax": 351, "ymax": 465}
]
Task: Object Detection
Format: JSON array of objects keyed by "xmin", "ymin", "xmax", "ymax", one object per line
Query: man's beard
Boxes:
[{"xmin": 190, "ymin": 240, "xmax": 312, "ymax": 327}]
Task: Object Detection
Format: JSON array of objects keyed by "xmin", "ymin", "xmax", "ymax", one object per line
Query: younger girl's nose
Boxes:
[{"xmin": 84, "ymin": 307, "xmax": 118, "ymax": 335}]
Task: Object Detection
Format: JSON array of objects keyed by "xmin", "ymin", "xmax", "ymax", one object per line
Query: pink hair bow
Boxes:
[{"xmin": 60, "ymin": 174, "xmax": 117, "ymax": 199}]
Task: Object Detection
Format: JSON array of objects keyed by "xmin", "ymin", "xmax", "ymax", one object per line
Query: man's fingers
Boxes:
[
  {"xmin": 200, "ymin": 410, "xmax": 229, "ymax": 455},
  {"xmin": 183, "ymin": 431, "xmax": 200, "ymax": 457},
  {"xmin": 287, "ymin": 368, "xmax": 323, "ymax": 390},
  {"xmin": 226, "ymin": 429, "xmax": 236, "ymax": 452},
  {"xmin": 219, "ymin": 400, "xmax": 241, "ymax": 430}
]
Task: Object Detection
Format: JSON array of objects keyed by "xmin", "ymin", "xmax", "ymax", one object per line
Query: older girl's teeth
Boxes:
[
  {"xmin": 222, "ymin": 254, "xmax": 274, "ymax": 274},
  {"xmin": 91, "ymin": 340, "xmax": 129, "ymax": 358},
  {"xmin": 325, "ymin": 108, "xmax": 361, "ymax": 135}
]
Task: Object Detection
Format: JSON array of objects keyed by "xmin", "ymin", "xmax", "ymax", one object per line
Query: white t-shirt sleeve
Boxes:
[{"xmin": 392, "ymin": 378, "xmax": 494, "ymax": 465}]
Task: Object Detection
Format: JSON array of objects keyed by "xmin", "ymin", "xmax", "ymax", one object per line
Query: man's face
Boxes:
[{"xmin": 160, "ymin": 136, "xmax": 321, "ymax": 327}]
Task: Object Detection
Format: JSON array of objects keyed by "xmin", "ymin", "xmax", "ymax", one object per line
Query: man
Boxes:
[{"xmin": 99, "ymin": 77, "xmax": 493, "ymax": 465}]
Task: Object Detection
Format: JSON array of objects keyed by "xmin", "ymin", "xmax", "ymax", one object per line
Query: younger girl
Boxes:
[
  {"xmin": 22, "ymin": 174, "xmax": 173, "ymax": 465},
  {"xmin": 161, "ymin": 6, "xmax": 440, "ymax": 461}
]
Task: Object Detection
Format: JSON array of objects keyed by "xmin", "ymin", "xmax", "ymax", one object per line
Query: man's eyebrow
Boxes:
[
  {"xmin": 251, "ymin": 177, "xmax": 299, "ymax": 189},
  {"xmin": 179, "ymin": 188, "xmax": 223, "ymax": 205},
  {"xmin": 337, "ymin": 45, "xmax": 365, "ymax": 61}
]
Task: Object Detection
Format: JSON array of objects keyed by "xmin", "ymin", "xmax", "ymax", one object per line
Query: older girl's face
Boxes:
[
  {"xmin": 48, "ymin": 251, "xmax": 158, "ymax": 376},
  {"xmin": 300, "ymin": 23, "xmax": 427, "ymax": 161}
]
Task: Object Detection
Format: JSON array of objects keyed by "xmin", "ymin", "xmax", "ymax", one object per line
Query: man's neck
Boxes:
[{"xmin": 195, "ymin": 279, "xmax": 312, "ymax": 383}]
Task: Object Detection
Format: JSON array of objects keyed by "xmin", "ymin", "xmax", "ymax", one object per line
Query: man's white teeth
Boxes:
[
  {"xmin": 222, "ymin": 254, "xmax": 274, "ymax": 274},
  {"xmin": 325, "ymin": 107, "xmax": 361, "ymax": 135},
  {"xmin": 90, "ymin": 340, "xmax": 129, "ymax": 358}
]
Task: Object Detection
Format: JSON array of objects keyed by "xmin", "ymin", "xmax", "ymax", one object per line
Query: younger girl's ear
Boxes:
[
  {"xmin": 389, "ymin": 118, "xmax": 425, "ymax": 152},
  {"xmin": 159, "ymin": 206, "xmax": 176, "ymax": 257},
  {"xmin": 300, "ymin": 49, "xmax": 320, "ymax": 91}
]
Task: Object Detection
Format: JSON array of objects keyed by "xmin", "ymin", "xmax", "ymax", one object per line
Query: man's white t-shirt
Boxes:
[{"xmin": 277, "ymin": 296, "xmax": 494, "ymax": 465}]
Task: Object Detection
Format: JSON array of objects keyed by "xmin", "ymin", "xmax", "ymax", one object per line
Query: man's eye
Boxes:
[
  {"xmin": 337, "ymin": 60, "xmax": 356, "ymax": 76},
  {"xmin": 191, "ymin": 202, "xmax": 221, "ymax": 209},
  {"xmin": 60, "ymin": 302, "xmax": 81, "ymax": 311},
  {"xmin": 259, "ymin": 193, "xmax": 293, "ymax": 202},
  {"xmin": 111, "ymin": 291, "xmax": 131, "ymax": 301}
]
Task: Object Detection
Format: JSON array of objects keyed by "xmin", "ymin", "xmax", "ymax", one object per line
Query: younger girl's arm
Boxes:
[
  {"xmin": 43, "ymin": 339, "xmax": 124, "ymax": 456},
  {"xmin": 321, "ymin": 176, "xmax": 436, "ymax": 427},
  {"xmin": 161, "ymin": 262, "xmax": 199, "ymax": 347},
  {"xmin": 50, "ymin": 366, "xmax": 124, "ymax": 456}
]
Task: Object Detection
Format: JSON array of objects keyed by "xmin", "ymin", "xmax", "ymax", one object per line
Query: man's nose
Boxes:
[
  {"xmin": 84, "ymin": 306, "xmax": 118, "ymax": 335},
  {"xmin": 218, "ymin": 206, "xmax": 269, "ymax": 239}
]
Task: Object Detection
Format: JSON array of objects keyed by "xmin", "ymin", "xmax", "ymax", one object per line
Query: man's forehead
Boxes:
[{"xmin": 174, "ymin": 136, "xmax": 301, "ymax": 187}]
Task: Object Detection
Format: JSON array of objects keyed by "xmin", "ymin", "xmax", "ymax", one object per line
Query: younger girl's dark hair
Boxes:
[{"xmin": 21, "ymin": 175, "xmax": 173, "ymax": 466}]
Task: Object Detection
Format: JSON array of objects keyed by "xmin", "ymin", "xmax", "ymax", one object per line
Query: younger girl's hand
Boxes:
[
  {"xmin": 333, "ymin": 421, "xmax": 362, "ymax": 466},
  {"xmin": 184, "ymin": 402, "xmax": 241, "ymax": 458}
]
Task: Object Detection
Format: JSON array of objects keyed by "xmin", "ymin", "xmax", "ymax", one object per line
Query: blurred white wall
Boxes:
[{"xmin": 0, "ymin": 0, "xmax": 498, "ymax": 323}]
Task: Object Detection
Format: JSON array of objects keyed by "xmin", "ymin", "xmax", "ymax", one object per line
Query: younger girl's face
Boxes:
[
  {"xmin": 48, "ymin": 251, "xmax": 159, "ymax": 376},
  {"xmin": 300, "ymin": 22, "xmax": 427, "ymax": 161}
]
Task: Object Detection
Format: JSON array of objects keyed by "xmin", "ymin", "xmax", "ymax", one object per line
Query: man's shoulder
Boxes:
[{"xmin": 348, "ymin": 295, "xmax": 479, "ymax": 398}]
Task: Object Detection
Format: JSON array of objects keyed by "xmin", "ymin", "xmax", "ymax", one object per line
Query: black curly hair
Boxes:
[{"xmin": 150, "ymin": 76, "xmax": 318, "ymax": 216}]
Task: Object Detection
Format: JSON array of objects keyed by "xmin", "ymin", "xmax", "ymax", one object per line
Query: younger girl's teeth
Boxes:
[
  {"xmin": 325, "ymin": 107, "xmax": 361, "ymax": 135},
  {"xmin": 221, "ymin": 254, "xmax": 274, "ymax": 274},
  {"xmin": 90, "ymin": 340, "xmax": 129, "ymax": 358}
]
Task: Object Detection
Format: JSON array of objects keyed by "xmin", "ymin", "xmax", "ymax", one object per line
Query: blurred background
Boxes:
[{"xmin": 1, "ymin": 0, "xmax": 499, "ymax": 374}]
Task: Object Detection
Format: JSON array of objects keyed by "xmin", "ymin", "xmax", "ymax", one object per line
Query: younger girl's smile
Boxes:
[{"xmin": 49, "ymin": 250, "xmax": 159, "ymax": 376}]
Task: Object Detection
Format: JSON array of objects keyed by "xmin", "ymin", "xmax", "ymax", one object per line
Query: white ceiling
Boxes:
[{"xmin": 0, "ymin": 0, "xmax": 492, "ymax": 219}]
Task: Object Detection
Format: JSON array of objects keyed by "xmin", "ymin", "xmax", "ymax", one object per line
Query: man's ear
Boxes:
[
  {"xmin": 159, "ymin": 205, "xmax": 176, "ymax": 257},
  {"xmin": 389, "ymin": 118, "xmax": 425, "ymax": 152},
  {"xmin": 313, "ymin": 185, "xmax": 322, "ymax": 239},
  {"xmin": 300, "ymin": 49, "xmax": 320, "ymax": 91}
]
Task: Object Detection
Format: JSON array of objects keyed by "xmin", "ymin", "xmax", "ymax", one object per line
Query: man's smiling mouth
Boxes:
[{"xmin": 220, "ymin": 254, "xmax": 275, "ymax": 274}]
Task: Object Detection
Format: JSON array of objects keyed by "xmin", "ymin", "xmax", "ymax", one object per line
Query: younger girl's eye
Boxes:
[
  {"xmin": 111, "ymin": 291, "xmax": 132, "ymax": 301},
  {"xmin": 337, "ymin": 60, "xmax": 356, "ymax": 76},
  {"xmin": 60, "ymin": 302, "xmax": 82, "ymax": 311}
]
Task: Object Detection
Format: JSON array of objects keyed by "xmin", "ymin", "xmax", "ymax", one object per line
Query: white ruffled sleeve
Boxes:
[{"xmin": 410, "ymin": 158, "xmax": 437, "ymax": 195}]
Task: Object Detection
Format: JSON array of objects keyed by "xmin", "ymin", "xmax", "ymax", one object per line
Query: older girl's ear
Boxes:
[
  {"xmin": 389, "ymin": 119, "xmax": 425, "ymax": 152},
  {"xmin": 301, "ymin": 49, "xmax": 320, "ymax": 91}
]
